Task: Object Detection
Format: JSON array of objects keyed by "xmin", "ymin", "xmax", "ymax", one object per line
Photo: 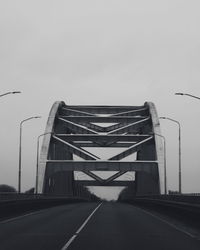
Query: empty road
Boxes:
[{"xmin": 0, "ymin": 202, "xmax": 200, "ymax": 250}]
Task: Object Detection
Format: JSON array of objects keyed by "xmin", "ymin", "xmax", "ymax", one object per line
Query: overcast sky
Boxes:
[{"xmin": 0, "ymin": 0, "xmax": 200, "ymax": 198}]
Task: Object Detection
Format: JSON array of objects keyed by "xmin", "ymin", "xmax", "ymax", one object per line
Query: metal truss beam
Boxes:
[
  {"xmin": 104, "ymin": 171, "xmax": 127, "ymax": 183},
  {"xmin": 75, "ymin": 180, "xmax": 132, "ymax": 186},
  {"xmin": 77, "ymin": 122, "xmax": 129, "ymax": 133},
  {"xmin": 109, "ymin": 136, "xmax": 153, "ymax": 160},
  {"xmin": 108, "ymin": 117, "xmax": 150, "ymax": 134},
  {"xmin": 53, "ymin": 135, "xmax": 100, "ymax": 160},
  {"xmin": 38, "ymin": 101, "xmax": 163, "ymax": 195},
  {"xmin": 58, "ymin": 118, "xmax": 98, "ymax": 134},
  {"xmin": 55, "ymin": 134, "xmax": 151, "ymax": 142},
  {"xmin": 72, "ymin": 142, "xmax": 136, "ymax": 147},
  {"xmin": 54, "ymin": 134, "xmax": 151, "ymax": 149},
  {"xmin": 76, "ymin": 122, "xmax": 105, "ymax": 132},
  {"xmin": 65, "ymin": 105, "xmax": 145, "ymax": 114},
  {"xmin": 59, "ymin": 116, "xmax": 148, "ymax": 123},
  {"xmin": 82, "ymin": 170, "xmax": 104, "ymax": 182},
  {"xmin": 46, "ymin": 160, "xmax": 158, "ymax": 172},
  {"xmin": 111, "ymin": 108, "xmax": 148, "ymax": 117},
  {"xmin": 62, "ymin": 107, "xmax": 96, "ymax": 117}
]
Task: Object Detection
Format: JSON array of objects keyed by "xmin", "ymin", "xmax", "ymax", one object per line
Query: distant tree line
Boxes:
[
  {"xmin": 0, "ymin": 184, "xmax": 101, "ymax": 201},
  {"xmin": 0, "ymin": 185, "xmax": 34, "ymax": 193},
  {"xmin": 0, "ymin": 184, "xmax": 17, "ymax": 193}
]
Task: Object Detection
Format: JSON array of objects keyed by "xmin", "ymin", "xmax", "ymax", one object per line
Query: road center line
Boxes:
[
  {"xmin": 138, "ymin": 207, "xmax": 196, "ymax": 238},
  {"xmin": 61, "ymin": 202, "xmax": 102, "ymax": 250}
]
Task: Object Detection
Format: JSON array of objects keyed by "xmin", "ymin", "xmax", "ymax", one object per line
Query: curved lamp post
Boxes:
[
  {"xmin": 36, "ymin": 132, "xmax": 53, "ymax": 194},
  {"xmin": 0, "ymin": 91, "xmax": 21, "ymax": 98},
  {"xmin": 18, "ymin": 116, "xmax": 41, "ymax": 193},
  {"xmin": 159, "ymin": 117, "xmax": 182, "ymax": 194},
  {"xmin": 175, "ymin": 93, "xmax": 200, "ymax": 100}
]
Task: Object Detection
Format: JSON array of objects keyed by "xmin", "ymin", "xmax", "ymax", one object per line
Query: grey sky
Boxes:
[{"xmin": 0, "ymin": 0, "xmax": 200, "ymax": 198}]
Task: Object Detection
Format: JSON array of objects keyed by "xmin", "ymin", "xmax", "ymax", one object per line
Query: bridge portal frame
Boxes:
[{"xmin": 37, "ymin": 102, "xmax": 164, "ymax": 195}]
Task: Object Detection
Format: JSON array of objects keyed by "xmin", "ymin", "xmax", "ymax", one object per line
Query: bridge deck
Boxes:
[{"xmin": 0, "ymin": 202, "xmax": 199, "ymax": 250}]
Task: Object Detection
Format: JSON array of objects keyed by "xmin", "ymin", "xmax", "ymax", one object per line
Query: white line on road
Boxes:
[
  {"xmin": 61, "ymin": 202, "xmax": 102, "ymax": 250},
  {"xmin": 61, "ymin": 235, "xmax": 77, "ymax": 249},
  {"xmin": 0, "ymin": 210, "xmax": 43, "ymax": 224},
  {"xmin": 138, "ymin": 207, "xmax": 196, "ymax": 238}
]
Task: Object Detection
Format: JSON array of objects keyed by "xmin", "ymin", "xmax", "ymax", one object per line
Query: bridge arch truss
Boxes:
[{"xmin": 37, "ymin": 102, "xmax": 164, "ymax": 196}]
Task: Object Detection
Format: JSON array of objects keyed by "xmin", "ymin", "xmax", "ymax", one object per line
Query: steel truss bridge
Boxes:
[{"xmin": 37, "ymin": 102, "xmax": 164, "ymax": 196}]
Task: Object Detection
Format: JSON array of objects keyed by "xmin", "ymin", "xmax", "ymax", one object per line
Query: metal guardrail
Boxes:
[
  {"xmin": 121, "ymin": 193, "xmax": 200, "ymax": 205},
  {"xmin": 0, "ymin": 192, "xmax": 77, "ymax": 202},
  {"xmin": 3, "ymin": 192, "xmax": 200, "ymax": 203},
  {"xmin": 119, "ymin": 193, "xmax": 200, "ymax": 204}
]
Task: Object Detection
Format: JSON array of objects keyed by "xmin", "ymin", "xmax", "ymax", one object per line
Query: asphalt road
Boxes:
[{"xmin": 0, "ymin": 202, "xmax": 200, "ymax": 250}]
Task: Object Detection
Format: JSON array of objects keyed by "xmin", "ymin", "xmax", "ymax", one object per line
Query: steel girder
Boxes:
[{"xmin": 37, "ymin": 102, "xmax": 164, "ymax": 195}]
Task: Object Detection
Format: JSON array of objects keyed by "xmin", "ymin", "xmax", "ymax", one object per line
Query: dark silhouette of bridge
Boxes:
[
  {"xmin": 1, "ymin": 102, "xmax": 200, "ymax": 250},
  {"xmin": 37, "ymin": 102, "xmax": 164, "ymax": 197}
]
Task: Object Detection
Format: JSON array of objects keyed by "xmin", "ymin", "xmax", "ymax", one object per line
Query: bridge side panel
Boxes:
[
  {"xmin": 145, "ymin": 102, "xmax": 164, "ymax": 194},
  {"xmin": 135, "ymin": 102, "xmax": 162, "ymax": 195},
  {"xmin": 44, "ymin": 122, "xmax": 74, "ymax": 195},
  {"xmin": 38, "ymin": 101, "xmax": 74, "ymax": 194}
]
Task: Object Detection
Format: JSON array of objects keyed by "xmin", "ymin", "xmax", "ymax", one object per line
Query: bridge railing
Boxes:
[
  {"xmin": 124, "ymin": 193, "xmax": 200, "ymax": 204},
  {"xmin": 0, "ymin": 192, "xmax": 78, "ymax": 202},
  {"xmin": 0, "ymin": 192, "xmax": 100, "ymax": 202}
]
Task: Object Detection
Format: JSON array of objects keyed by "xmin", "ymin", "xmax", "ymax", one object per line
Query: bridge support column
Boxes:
[
  {"xmin": 44, "ymin": 142, "xmax": 74, "ymax": 195},
  {"xmin": 135, "ymin": 171, "xmax": 159, "ymax": 195},
  {"xmin": 136, "ymin": 140, "xmax": 159, "ymax": 195}
]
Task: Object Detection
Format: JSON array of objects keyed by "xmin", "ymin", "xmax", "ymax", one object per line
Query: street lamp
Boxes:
[
  {"xmin": 18, "ymin": 116, "xmax": 41, "ymax": 193},
  {"xmin": 152, "ymin": 132, "xmax": 167, "ymax": 195},
  {"xmin": 159, "ymin": 117, "xmax": 182, "ymax": 194},
  {"xmin": 36, "ymin": 132, "xmax": 53, "ymax": 194},
  {"xmin": 0, "ymin": 91, "xmax": 21, "ymax": 98},
  {"xmin": 175, "ymin": 93, "xmax": 200, "ymax": 100}
]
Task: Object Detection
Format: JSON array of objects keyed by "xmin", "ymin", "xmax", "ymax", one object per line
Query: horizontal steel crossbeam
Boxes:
[
  {"xmin": 62, "ymin": 107, "xmax": 96, "ymax": 117},
  {"xmin": 64, "ymin": 105, "xmax": 146, "ymax": 114},
  {"xmin": 75, "ymin": 180, "xmax": 133, "ymax": 186},
  {"xmin": 111, "ymin": 108, "xmax": 148, "ymax": 117},
  {"xmin": 55, "ymin": 134, "xmax": 151, "ymax": 142},
  {"xmin": 59, "ymin": 116, "xmax": 148, "ymax": 123},
  {"xmin": 46, "ymin": 160, "xmax": 158, "ymax": 172},
  {"xmin": 72, "ymin": 142, "xmax": 136, "ymax": 148}
]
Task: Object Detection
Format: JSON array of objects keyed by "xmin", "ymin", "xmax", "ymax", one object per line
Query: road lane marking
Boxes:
[
  {"xmin": 0, "ymin": 210, "xmax": 43, "ymax": 224},
  {"xmin": 138, "ymin": 207, "xmax": 196, "ymax": 238},
  {"xmin": 61, "ymin": 235, "xmax": 77, "ymax": 249},
  {"xmin": 61, "ymin": 202, "xmax": 102, "ymax": 250}
]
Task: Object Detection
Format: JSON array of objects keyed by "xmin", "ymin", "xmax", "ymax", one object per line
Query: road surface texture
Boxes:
[{"xmin": 0, "ymin": 202, "xmax": 200, "ymax": 250}]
